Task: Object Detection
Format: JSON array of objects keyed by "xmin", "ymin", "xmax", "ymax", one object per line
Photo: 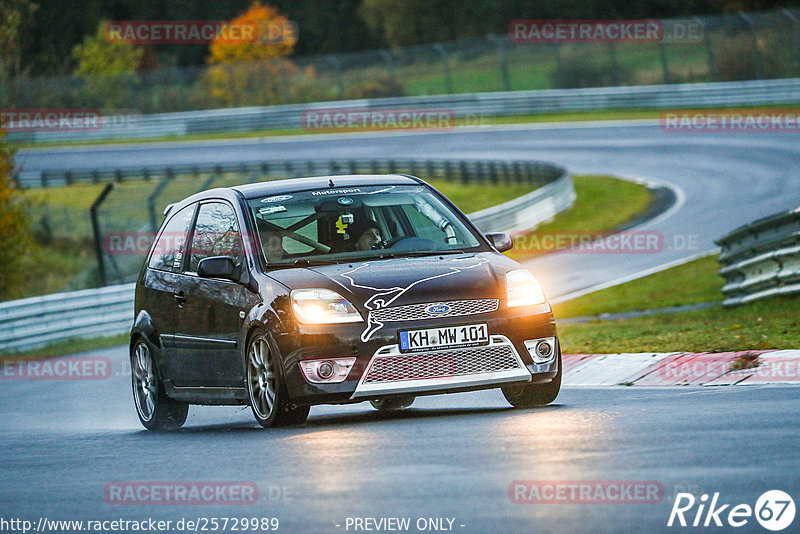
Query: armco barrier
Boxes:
[
  {"xmin": 0, "ymin": 284, "xmax": 135, "ymax": 352},
  {"xmin": 715, "ymin": 206, "xmax": 800, "ymax": 305},
  {"xmin": 0, "ymin": 166, "xmax": 574, "ymax": 352},
  {"xmin": 16, "ymin": 157, "xmax": 563, "ymax": 189},
  {"xmin": 8, "ymin": 78, "xmax": 800, "ymax": 146}
]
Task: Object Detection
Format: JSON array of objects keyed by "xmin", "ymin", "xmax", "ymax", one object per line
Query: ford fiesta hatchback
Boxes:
[{"xmin": 130, "ymin": 174, "xmax": 561, "ymax": 429}]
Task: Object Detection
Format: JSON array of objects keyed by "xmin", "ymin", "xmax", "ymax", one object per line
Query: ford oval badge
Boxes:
[{"xmin": 425, "ymin": 304, "xmax": 451, "ymax": 315}]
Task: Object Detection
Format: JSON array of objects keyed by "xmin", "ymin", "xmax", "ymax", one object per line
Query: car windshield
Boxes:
[{"xmin": 247, "ymin": 184, "xmax": 484, "ymax": 265}]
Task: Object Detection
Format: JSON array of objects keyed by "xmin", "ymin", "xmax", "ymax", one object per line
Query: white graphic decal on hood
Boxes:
[{"xmin": 339, "ymin": 256, "xmax": 490, "ymax": 342}]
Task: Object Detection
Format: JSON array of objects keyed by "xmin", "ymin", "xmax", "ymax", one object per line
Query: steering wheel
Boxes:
[{"xmin": 385, "ymin": 236, "xmax": 437, "ymax": 251}]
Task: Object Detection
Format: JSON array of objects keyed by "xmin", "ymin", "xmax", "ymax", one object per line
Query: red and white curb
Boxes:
[{"xmin": 562, "ymin": 350, "xmax": 800, "ymax": 386}]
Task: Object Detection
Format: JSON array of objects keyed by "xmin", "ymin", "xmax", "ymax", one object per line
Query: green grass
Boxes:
[
  {"xmin": 558, "ymin": 295, "xmax": 800, "ymax": 353},
  {"xmin": 506, "ymin": 175, "xmax": 653, "ymax": 261},
  {"xmin": 431, "ymin": 180, "xmax": 533, "ymax": 214},
  {"xmin": 12, "ymin": 104, "xmax": 800, "ymax": 151},
  {"xmin": 554, "ymin": 254, "xmax": 800, "ymax": 353},
  {"xmin": 0, "ymin": 334, "xmax": 130, "ymax": 360},
  {"xmin": 553, "ymin": 254, "xmax": 725, "ymax": 319}
]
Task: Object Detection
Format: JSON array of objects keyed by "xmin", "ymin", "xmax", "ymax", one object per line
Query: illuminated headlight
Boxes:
[
  {"xmin": 291, "ymin": 288, "xmax": 363, "ymax": 324},
  {"xmin": 299, "ymin": 358, "xmax": 357, "ymax": 384},
  {"xmin": 506, "ymin": 269, "xmax": 547, "ymax": 308}
]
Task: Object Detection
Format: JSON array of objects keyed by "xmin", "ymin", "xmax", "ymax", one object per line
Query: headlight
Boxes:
[
  {"xmin": 291, "ymin": 288, "xmax": 363, "ymax": 324},
  {"xmin": 506, "ymin": 269, "xmax": 547, "ymax": 307}
]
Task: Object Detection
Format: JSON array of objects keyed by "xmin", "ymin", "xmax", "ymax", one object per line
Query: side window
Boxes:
[
  {"xmin": 148, "ymin": 204, "xmax": 195, "ymax": 272},
  {"xmin": 188, "ymin": 202, "xmax": 243, "ymax": 273}
]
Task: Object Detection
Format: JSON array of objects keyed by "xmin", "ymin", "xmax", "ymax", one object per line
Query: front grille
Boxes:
[
  {"xmin": 363, "ymin": 344, "xmax": 520, "ymax": 384},
  {"xmin": 369, "ymin": 299, "xmax": 499, "ymax": 323}
]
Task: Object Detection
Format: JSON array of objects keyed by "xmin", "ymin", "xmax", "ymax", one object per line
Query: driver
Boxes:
[
  {"xmin": 263, "ymin": 230, "xmax": 286, "ymax": 261},
  {"xmin": 351, "ymin": 219, "xmax": 384, "ymax": 251}
]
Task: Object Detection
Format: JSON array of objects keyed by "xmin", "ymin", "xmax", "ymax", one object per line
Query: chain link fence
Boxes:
[{"xmin": 1, "ymin": 9, "xmax": 799, "ymax": 113}]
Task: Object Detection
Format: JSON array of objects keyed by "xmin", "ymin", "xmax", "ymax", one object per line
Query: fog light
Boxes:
[
  {"xmin": 317, "ymin": 361, "xmax": 335, "ymax": 380},
  {"xmin": 299, "ymin": 357, "xmax": 356, "ymax": 384},
  {"xmin": 536, "ymin": 341, "xmax": 552, "ymax": 358},
  {"xmin": 524, "ymin": 337, "xmax": 556, "ymax": 364}
]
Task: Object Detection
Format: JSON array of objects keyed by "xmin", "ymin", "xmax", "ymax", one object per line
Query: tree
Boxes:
[
  {"xmin": 0, "ymin": 128, "xmax": 34, "ymax": 300},
  {"xmin": 72, "ymin": 22, "xmax": 144, "ymax": 76},
  {"xmin": 205, "ymin": 1, "xmax": 299, "ymax": 107},
  {"xmin": 0, "ymin": 0, "xmax": 38, "ymax": 84},
  {"xmin": 71, "ymin": 21, "xmax": 144, "ymax": 108}
]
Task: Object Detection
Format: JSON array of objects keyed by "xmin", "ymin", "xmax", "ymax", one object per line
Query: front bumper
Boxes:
[{"xmin": 278, "ymin": 302, "xmax": 558, "ymax": 406}]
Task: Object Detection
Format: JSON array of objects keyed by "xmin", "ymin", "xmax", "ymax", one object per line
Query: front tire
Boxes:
[
  {"xmin": 131, "ymin": 339, "xmax": 188, "ymax": 430},
  {"xmin": 502, "ymin": 354, "xmax": 562, "ymax": 408},
  {"xmin": 246, "ymin": 330, "xmax": 309, "ymax": 428}
]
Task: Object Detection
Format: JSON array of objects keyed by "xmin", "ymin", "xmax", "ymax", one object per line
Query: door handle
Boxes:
[{"xmin": 174, "ymin": 291, "xmax": 187, "ymax": 307}]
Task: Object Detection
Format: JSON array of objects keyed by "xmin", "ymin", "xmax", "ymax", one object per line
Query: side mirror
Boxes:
[
  {"xmin": 486, "ymin": 232, "xmax": 513, "ymax": 252},
  {"xmin": 197, "ymin": 256, "xmax": 240, "ymax": 281}
]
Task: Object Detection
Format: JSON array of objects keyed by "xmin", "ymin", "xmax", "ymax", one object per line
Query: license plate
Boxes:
[{"xmin": 398, "ymin": 323, "xmax": 489, "ymax": 353}]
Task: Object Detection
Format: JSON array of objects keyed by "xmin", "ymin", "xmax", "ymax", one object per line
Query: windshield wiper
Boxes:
[
  {"xmin": 374, "ymin": 250, "xmax": 465, "ymax": 260},
  {"xmin": 268, "ymin": 258, "xmax": 341, "ymax": 268},
  {"xmin": 292, "ymin": 258, "xmax": 340, "ymax": 267}
]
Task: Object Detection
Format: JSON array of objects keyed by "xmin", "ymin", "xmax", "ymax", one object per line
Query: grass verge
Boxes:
[
  {"xmin": 555, "ymin": 254, "xmax": 800, "ymax": 353},
  {"xmin": 0, "ymin": 334, "xmax": 130, "ymax": 362},
  {"xmin": 505, "ymin": 175, "xmax": 653, "ymax": 262}
]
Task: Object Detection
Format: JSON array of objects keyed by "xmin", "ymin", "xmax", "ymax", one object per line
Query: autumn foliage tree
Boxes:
[
  {"xmin": 206, "ymin": 1, "xmax": 300, "ymax": 107},
  {"xmin": 71, "ymin": 22, "xmax": 144, "ymax": 108},
  {"xmin": 0, "ymin": 129, "xmax": 35, "ymax": 300}
]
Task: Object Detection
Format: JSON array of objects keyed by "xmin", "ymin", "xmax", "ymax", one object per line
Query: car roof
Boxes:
[
  {"xmin": 232, "ymin": 174, "xmax": 423, "ymax": 199},
  {"xmin": 163, "ymin": 174, "xmax": 425, "ymax": 217}
]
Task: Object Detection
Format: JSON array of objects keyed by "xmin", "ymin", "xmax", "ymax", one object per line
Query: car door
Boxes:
[
  {"xmin": 140, "ymin": 203, "xmax": 196, "ymax": 381},
  {"xmin": 171, "ymin": 200, "xmax": 249, "ymax": 387}
]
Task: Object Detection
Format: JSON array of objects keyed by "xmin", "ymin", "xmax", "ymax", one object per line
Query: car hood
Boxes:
[{"xmin": 266, "ymin": 252, "xmax": 520, "ymax": 310}]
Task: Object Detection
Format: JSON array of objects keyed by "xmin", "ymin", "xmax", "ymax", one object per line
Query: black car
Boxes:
[{"xmin": 130, "ymin": 174, "xmax": 561, "ymax": 429}]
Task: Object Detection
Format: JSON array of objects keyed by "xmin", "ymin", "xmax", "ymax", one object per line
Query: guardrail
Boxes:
[
  {"xmin": 9, "ymin": 78, "xmax": 800, "ymax": 146},
  {"xmin": 715, "ymin": 206, "xmax": 800, "ymax": 305},
  {"xmin": 1, "ymin": 161, "xmax": 573, "ymax": 352},
  {"xmin": 0, "ymin": 284, "xmax": 135, "ymax": 352},
  {"xmin": 17, "ymin": 156, "xmax": 564, "ymax": 190}
]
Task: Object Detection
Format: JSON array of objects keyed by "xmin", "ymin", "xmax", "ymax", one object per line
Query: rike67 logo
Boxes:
[{"xmin": 668, "ymin": 490, "xmax": 795, "ymax": 531}]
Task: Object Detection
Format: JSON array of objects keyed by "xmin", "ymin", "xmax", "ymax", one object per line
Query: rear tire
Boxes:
[
  {"xmin": 502, "ymin": 354, "xmax": 561, "ymax": 408},
  {"xmin": 131, "ymin": 339, "xmax": 188, "ymax": 430},
  {"xmin": 246, "ymin": 330, "xmax": 309, "ymax": 428},
  {"xmin": 370, "ymin": 397, "xmax": 415, "ymax": 411}
]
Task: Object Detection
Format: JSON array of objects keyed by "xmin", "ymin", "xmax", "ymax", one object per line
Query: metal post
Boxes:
[
  {"xmin": 693, "ymin": 17, "xmax": 716, "ymax": 81},
  {"xmin": 200, "ymin": 166, "xmax": 221, "ymax": 191},
  {"xmin": 738, "ymin": 13, "xmax": 763, "ymax": 80},
  {"xmin": 90, "ymin": 183, "xmax": 114, "ymax": 287},
  {"xmin": 433, "ymin": 44, "xmax": 453, "ymax": 94},
  {"xmin": 147, "ymin": 169, "xmax": 174, "ymax": 232},
  {"xmin": 488, "ymin": 35, "xmax": 512, "ymax": 91},
  {"xmin": 554, "ymin": 43, "xmax": 563, "ymax": 83},
  {"xmin": 326, "ymin": 55, "xmax": 344, "ymax": 98},
  {"xmin": 378, "ymin": 50, "xmax": 396, "ymax": 92},
  {"xmin": 608, "ymin": 42, "xmax": 621, "ymax": 86},
  {"xmin": 659, "ymin": 41, "xmax": 671, "ymax": 84},
  {"xmin": 783, "ymin": 9, "xmax": 800, "ymax": 76}
]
